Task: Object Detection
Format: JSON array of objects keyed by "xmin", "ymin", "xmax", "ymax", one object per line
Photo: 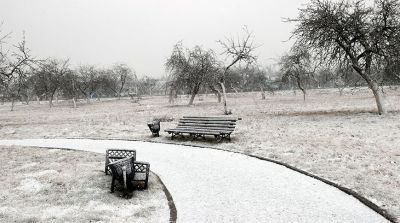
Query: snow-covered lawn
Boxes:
[
  {"xmin": 0, "ymin": 87, "xmax": 399, "ymax": 221},
  {"xmin": 0, "ymin": 139, "xmax": 389, "ymax": 222},
  {"xmin": 0, "ymin": 145, "xmax": 169, "ymax": 223}
]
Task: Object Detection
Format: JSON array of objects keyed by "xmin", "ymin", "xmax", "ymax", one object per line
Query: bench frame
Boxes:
[{"xmin": 105, "ymin": 149, "xmax": 150, "ymax": 190}]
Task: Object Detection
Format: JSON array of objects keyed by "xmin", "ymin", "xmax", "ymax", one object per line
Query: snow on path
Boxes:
[{"xmin": 0, "ymin": 139, "xmax": 388, "ymax": 223}]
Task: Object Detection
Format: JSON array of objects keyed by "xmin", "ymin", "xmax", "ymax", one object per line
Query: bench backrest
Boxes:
[
  {"xmin": 177, "ymin": 116, "xmax": 241, "ymax": 132},
  {"xmin": 106, "ymin": 149, "xmax": 136, "ymax": 160}
]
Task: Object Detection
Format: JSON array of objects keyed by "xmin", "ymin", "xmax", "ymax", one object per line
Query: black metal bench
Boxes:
[
  {"xmin": 108, "ymin": 156, "xmax": 135, "ymax": 195},
  {"xmin": 105, "ymin": 149, "xmax": 150, "ymax": 190},
  {"xmin": 105, "ymin": 149, "xmax": 136, "ymax": 175},
  {"xmin": 165, "ymin": 116, "xmax": 241, "ymax": 142}
]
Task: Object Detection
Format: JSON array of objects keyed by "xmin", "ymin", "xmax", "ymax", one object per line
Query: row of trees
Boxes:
[
  {"xmin": 164, "ymin": 0, "xmax": 400, "ymax": 115},
  {"xmin": 2, "ymin": 0, "xmax": 400, "ymax": 115},
  {"xmin": 0, "ymin": 32, "xmax": 138, "ymax": 110}
]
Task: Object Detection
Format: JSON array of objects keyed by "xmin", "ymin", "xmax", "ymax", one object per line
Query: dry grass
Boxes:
[
  {"xmin": 0, "ymin": 87, "xmax": 399, "ymax": 221},
  {"xmin": 0, "ymin": 146, "xmax": 169, "ymax": 223}
]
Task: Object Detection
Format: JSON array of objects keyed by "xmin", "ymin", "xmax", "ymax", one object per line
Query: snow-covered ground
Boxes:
[
  {"xmin": 0, "ymin": 139, "xmax": 389, "ymax": 223},
  {"xmin": 1, "ymin": 88, "xmax": 399, "ymax": 221}
]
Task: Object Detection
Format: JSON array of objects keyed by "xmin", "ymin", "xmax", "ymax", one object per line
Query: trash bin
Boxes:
[{"xmin": 147, "ymin": 120, "xmax": 160, "ymax": 137}]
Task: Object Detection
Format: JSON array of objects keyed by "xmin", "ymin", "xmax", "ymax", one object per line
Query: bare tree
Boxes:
[
  {"xmin": 32, "ymin": 59, "xmax": 70, "ymax": 107},
  {"xmin": 105, "ymin": 63, "xmax": 136, "ymax": 99},
  {"xmin": 60, "ymin": 70, "xmax": 79, "ymax": 108},
  {"xmin": 288, "ymin": 0, "xmax": 400, "ymax": 114},
  {"xmin": 75, "ymin": 65, "xmax": 101, "ymax": 102},
  {"xmin": 0, "ymin": 32, "xmax": 37, "ymax": 110},
  {"xmin": 280, "ymin": 47, "xmax": 316, "ymax": 101},
  {"xmin": 166, "ymin": 42, "xmax": 218, "ymax": 105},
  {"xmin": 218, "ymin": 26, "xmax": 258, "ymax": 114}
]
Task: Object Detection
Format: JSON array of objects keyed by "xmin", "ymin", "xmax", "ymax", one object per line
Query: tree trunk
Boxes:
[
  {"xmin": 188, "ymin": 92, "xmax": 196, "ymax": 105},
  {"xmin": 10, "ymin": 98, "xmax": 15, "ymax": 111},
  {"xmin": 219, "ymin": 82, "xmax": 230, "ymax": 115},
  {"xmin": 37, "ymin": 96, "xmax": 40, "ymax": 104},
  {"xmin": 209, "ymin": 85, "xmax": 222, "ymax": 103},
  {"xmin": 55, "ymin": 93, "xmax": 59, "ymax": 104},
  {"xmin": 296, "ymin": 76, "xmax": 306, "ymax": 101},
  {"xmin": 169, "ymin": 87, "xmax": 175, "ymax": 104},
  {"xmin": 351, "ymin": 62, "xmax": 386, "ymax": 115},
  {"xmin": 188, "ymin": 86, "xmax": 199, "ymax": 105},
  {"xmin": 370, "ymin": 82, "xmax": 386, "ymax": 115},
  {"xmin": 216, "ymin": 91, "xmax": 222, "ymax": 103},
  {"xmin": 25, "ymin": 95, "xmax": 30, "ymax": 105},
  {"xmin": 260, "ymin": 85, "xmax": 266, "ymax": 100},
  {"xmin": 49, "ymin": 97, "xmax": 53, "ymax": 108},
  {"xmin": 72, "ymin": 97, "xmax": 77, "ymax": 109},
  {"xmin": 301, "ymin": 89, "xmax": 306, "ymax": 101}
]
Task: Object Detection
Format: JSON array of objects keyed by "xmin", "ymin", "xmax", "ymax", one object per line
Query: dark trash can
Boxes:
[{"xmin": 147, "ymin": 120, "xmax": 160, "ymax": 137}]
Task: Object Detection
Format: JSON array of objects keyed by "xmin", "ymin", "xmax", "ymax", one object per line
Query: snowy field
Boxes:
[{"xmin": 0, "ymin": 87, "xmax": 399, "ymax": 221}]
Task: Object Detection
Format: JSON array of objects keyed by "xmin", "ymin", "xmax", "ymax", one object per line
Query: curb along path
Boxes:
[{"xmin": 0, "ymin": 139, "xmax": 389, "ymax": 223}]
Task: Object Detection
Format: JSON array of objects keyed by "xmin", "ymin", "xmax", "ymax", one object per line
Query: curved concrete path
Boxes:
[{"xmin": 0, "ymin": 139, "xmax": 388, "ymax": 223}]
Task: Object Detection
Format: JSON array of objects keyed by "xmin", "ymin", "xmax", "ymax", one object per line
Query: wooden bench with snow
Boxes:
[
  {"xmin": 105, "ymin": 149, "xmax": 150, "ymax": 191},
  {"xmin": 165, "ymin": 116, "xmax": 241, "ymax": 142}
]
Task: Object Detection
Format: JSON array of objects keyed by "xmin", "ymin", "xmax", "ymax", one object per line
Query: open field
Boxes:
[
  {"xmin": 1, "ymin": 87, "xmax": 400, "ymax": 221},
  {"xmin": 0, "ymin": 146, "xmax": 169, "ymax": 223}
]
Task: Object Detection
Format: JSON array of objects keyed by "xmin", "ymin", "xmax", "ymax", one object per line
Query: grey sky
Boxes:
[{"xmin": 1, "ymin": 0, "xmax": 309, "ymax": 77}]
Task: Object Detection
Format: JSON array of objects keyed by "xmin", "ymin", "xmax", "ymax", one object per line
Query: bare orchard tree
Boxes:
[
  {"xmin": 60, "ymin": 70, "xmax": 79, "ymax": 108},
  {"xmin": 32, "ymin": 59, "xmax": 70, "ymax": 107},
  {"xmin": 105, "ymin": 63, "xmax": 136, "ymax": 99},
  {"xmin": 279, "ymin": 47, "xmax": 316, "ymax": 101},
  {"xmin": 166, "ymin": 42, "xmax": 218, "ymax": 105},
  {"xmin": 0, "ymin": 33, "xmax": 37, "ymax": 110},
  {"xmin": 75, "ymin": 65, "xmax": 101, "ymax": 102},
  {"xmin": 218, "ymin": 26, "xmax": 258, "ymax": 114},
  {"xmin": 288, "ymin": 0, "xmax": 400, "ymax": 114}
]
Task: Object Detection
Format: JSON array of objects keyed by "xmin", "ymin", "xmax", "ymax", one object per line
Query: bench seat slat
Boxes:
[
  {"xmin": 173, "ymin": 127, "xmax": 234, "ymax": 133},
  {"xmin": 183, "ymin": 116, "xmax": 241, "ymax": 121},
  {"xmin": 165, "ymin": 129, "xmax": 232, "ymax": 134},
  {"xmin": 179, "ymin": 120, "xmax": 237, "ymax": 125},
  {"xmin": 177, "ymin": 124, "xmax": 236, "ymax": 129}
]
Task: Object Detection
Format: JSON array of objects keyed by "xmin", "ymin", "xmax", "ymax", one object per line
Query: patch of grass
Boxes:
[{"xmin": 0, "ymin": 146, "xmax": 169, "ymax": 223}]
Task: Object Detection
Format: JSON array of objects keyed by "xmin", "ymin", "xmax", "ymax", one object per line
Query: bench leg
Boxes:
[{"xmin": 110, "ymin": 175, "xmax": 116, "ymax": 193}]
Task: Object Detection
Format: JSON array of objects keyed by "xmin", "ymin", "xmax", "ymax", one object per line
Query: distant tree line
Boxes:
[
  {"xmin": 2, "ymin": 0, "xmax": 400, "ymax": 115},
  {"xmin": 0, "ymin": 31, "xmax": 141, "ymax": 110}
]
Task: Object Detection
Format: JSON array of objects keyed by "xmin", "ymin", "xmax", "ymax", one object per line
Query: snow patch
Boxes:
[{"xmin": 16, "ymin": 179, "xmax": 48, "ymax": 193}]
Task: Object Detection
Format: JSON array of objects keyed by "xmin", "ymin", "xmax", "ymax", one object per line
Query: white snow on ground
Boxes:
[{"xmin": 0, "ymin": 139, "xmax": 389, "ymax": 223}]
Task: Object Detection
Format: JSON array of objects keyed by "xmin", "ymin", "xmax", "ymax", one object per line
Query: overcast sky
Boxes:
[{"xmin": 1, "ymin": 0, "xmax": 309, "ymax": 77}]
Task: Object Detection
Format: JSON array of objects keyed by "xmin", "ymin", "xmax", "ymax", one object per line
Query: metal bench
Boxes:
[
  {"xmin": 108, "ymin": 156, "xmax": 135, "ymax": 195},
  {"xmin": 105, "ymin": 149, "xmax": 136, "ymax": 175},
  {"xmin": 165, "ymin": 116, "xmax": 241, "ymax": 142},
  {"xmin": 105, "ymin": 149, "xmax": 150, "ymax": 190}
]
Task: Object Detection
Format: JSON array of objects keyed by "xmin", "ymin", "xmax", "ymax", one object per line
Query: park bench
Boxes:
[
  {"xmin": 165, "ymin": 116, "xmax": 241, "ymax": 142},
  {"xmin": 108, "ymin": 156, "xmax": 135, "ymax": 195},
  {"xmin": 105, "ymin": 149, "xmax": 150, "ymax": 191},
  {"xmin": 105, "ymin": 149, "xmax": 136, "ymax": 175}
]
